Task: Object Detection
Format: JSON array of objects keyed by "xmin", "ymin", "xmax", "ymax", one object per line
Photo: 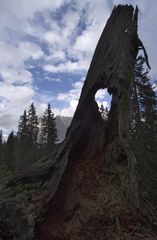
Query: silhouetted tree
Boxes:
[
  {"xmin": 0, "ymin": 130, "xmax": 2, "ymax": 146},
  {"xmin": 18, "ymin": 110, "xmax": 29, "ymax": 141},
  {"xmin": 16, "ymin": 110, "xmax": 30, "ymax": 169},
  {"xmin": 130, "ymin": 55, "xmax": 157, "ymax": 202},
  {"xmin": 17, "ymin": 104, "xmax": 39, "ymax": 169},
  {"xmin": 99, "ymin": 104, "xmax": 109, "ymax": 121},
  {"xmin": 5, "ymin": 131, "xmax": 17, "ymax": 171},
  {"xmin": 0, "ymin": 130, "xmax": 3, "ymax": 164},
  {"xmin": 40, "ymin": 103, "xmax": 58, "ymax": 154},
  {"xmin": 28, "ymin": 103, "xmax": 39, "ymax": 143}
]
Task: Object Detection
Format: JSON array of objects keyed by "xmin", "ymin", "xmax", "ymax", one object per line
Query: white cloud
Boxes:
[
  {"xmin": 52, "ymin": 50, "xmax": 66, "ymax": 60},
  {"xmin": 0, "ymin": 41, "xmax": 43, "ymax": 84},
  {"xmin": 57, "ymin": 81, "xmax": 83, "ymax": 101},
  {"xmin": 95, "ymin": 89, "xmax": 108, "ymax": 100},
  {"xmin": 54, "ymin": 100, "xmax": 78, "ymax": 117},
  {"xmin": 35, "ymin": 102, "xmax": 48, "ymax": 117},
  {"xmin": 95, "ymin": 89, "xmax": 110, "ymax": 111},
  {"xmin": 44, "ymin": 32, "xmax": 62, "ymax": 45},
  {"xmin": 0, "ymin": 84, "xmax": 34, "ymax": 104},
  {"xmin": 0, "ymin": 83, "xmax": 35, "ymax": 111},
  {"xmin": 0, "ymin": 82, "xmax": 36, "ymax": 133},
  {"xmin": 19, "ymin": 42, "xmax": 43, "ymax": 60},
  {"xmin": 0, "ymin": 68, "xmax": 32, "ymax": 85},
  {"xmin": 0, "ymin": 0, "xmax": 156, "ymax": 133},
  {"xmin": 45, "ymin": 77, "xmax": 61, "ymax": 82},
  {"xmin": 42, "ymin": 0, "xmax": 110, "ymax": 75},
  {"xmin": 0, "ymin": 0, "xmax": 66, "ymax": 40},
  {"xmin": 72, "ymin": 0, "xmax": 110, "ymax": 55},
  {"xmin": 43, "ymin": 60, "xmax": 88, "ymax": 73},
  {"xmin": 54, "ymin": 80, "xmax": 84, "ymax": 117},
  {"xmin": 62, "ymin": 11, "xmax": 80, "ymax": 38},
  {"xmin": 74, "ymin": 30, "xmax": 96, "ymax": 53},
  {"xmin": 0, "ymin": 114, "xmax": 18, "ymax": 133}
]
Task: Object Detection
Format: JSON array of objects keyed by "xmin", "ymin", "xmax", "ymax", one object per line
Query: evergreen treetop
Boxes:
[
  {"xmin": 27, "ymin": 103, "xmax": 39, "ymax": 142},
  {"xmin": 18, "ymin": 110, "xmax": 29, "ymax": 141},
  {"xmin": 99, "ymin": 104, "xmax": 109, "ymax": 121},
  {"xmin": 40, "ymin": 103, "xmax": 58, "ymax": 152},
  {"xmin": 0, "ymin": 130, "xmax": 2, "ymax": 146}
]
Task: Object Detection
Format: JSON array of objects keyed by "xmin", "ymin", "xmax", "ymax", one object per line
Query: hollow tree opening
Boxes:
[{"xmin": 95, "ymin": 89, "xmax": 111, "ymax": 121}]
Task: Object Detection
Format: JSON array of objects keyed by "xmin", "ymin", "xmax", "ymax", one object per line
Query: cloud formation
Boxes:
[{"xmin": 0, "ymin": 0, "xmax": 156, "ymax": 134}]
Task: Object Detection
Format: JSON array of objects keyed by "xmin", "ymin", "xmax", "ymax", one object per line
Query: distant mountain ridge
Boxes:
[
  {"xmin": 55, "ymin": 115, "xmax": 72, "ymax": 142},
  {"xmin": 38, "ymin": 115, "xmax": 72, "ymax": 143}
]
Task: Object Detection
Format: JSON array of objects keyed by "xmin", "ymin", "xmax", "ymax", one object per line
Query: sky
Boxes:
[{"xmin": 0, "ymin": 0, "xmax": 156, "ymax": 134}]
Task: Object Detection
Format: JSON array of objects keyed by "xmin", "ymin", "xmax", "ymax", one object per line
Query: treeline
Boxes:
[
  {"xmin": 0, "ymin": 103, "xmax": 58, "ymax": 176},
  {"xmin": 130, "ymin": 55, "xmax": 157, "ymax": 203}
]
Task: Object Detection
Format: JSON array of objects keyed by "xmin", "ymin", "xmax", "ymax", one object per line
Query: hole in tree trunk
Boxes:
[{"xmin": 95, "ymin": 89, "xmax": 111, "ymax": 121}]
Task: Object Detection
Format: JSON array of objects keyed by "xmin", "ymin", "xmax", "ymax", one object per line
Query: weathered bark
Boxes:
[{"xmin": 0, "ymin": 5, "xmax": 157, "ymax": 240}]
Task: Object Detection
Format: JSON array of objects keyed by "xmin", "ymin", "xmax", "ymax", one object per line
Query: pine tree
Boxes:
[
  {"xmin": 5, "ymin": 131, "xmax": 17, "ymax": 171},
  {"xmin": 0, "ymin": 130, "xmax": 3, "ymax": 164},
  {"xmin": 40, "ymin": 103, "xmax": 58, "ymax": 153},
  {"xmin": 0, "ymin": 131, "xmax": 13, "ymax": 184},
  {"xmin": 132, "ymin": 56, "xmax": 157, "ymax": 125},
  {"xmin": 130, "ymin": 55, "xmax": 157, "ymax": 203},
  {"xmin": 18, "ymin": 110, "xmax": 29, "ymax": 141},
  {"xmin": 17, "ymin": 105, "xmax": 39, "ymax": 169},
  {"xmin": 99, "ymin": 104, "xmax": 109, "ymax": 121},
  {"xmin": 17, "ymin": 110, "xmax": 29, "ymax": 169},
  {"xmin": 0, "ymin": 130, "xmax": 2, "ymax": 146},
  {"xmin": 131, "ymin": 55, "xmax": 157, "ymax": 145},
  {"xmin": 28, "ymin": 103, "xmax": 39, "ymax": 143}
]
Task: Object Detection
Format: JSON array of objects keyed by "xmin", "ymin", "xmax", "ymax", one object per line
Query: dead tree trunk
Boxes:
[{"xmin": 0, "ymin": 5, "xmax": 157, "ymax": 240}]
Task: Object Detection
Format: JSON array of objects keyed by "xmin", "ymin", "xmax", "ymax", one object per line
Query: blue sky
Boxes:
[{"xmin": 0, "ymin": 0, "xmax": 156, "ymax": 134}]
